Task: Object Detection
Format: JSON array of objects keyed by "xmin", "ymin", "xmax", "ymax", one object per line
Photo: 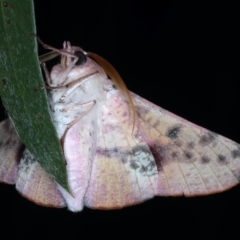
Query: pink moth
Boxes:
[{"xmin": 0, "ymin": 39, "xmax": 240, "ymax": 212}]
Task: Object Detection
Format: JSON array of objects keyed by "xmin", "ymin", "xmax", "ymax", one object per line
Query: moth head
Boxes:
[{"xmin": 60, "ymin": 41, "xmax": 87, "ymax": 68}]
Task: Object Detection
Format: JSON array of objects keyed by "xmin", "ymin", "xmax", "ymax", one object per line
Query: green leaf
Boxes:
[{"xmin": 0, "ymin": 0, "xmax": 70, "ymax": 192}]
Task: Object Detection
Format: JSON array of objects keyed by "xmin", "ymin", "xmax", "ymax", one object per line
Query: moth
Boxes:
[{"xmin": 0, "ymin": 39, "xmax": 240, "ymax": 212}]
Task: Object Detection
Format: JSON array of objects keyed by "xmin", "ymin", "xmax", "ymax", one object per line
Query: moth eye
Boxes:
[{"xmin": 72, "ymin": 51, "xmax": 87, "ymax": 66}]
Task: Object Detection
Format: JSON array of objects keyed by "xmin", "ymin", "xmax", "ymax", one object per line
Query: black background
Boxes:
[{"xmin": 1, "ymin": 0, "xmax": 239, "ymax": 238}]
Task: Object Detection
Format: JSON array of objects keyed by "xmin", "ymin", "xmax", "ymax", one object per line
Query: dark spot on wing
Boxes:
[
  {"xmin": 188, "ymin": 142, "xmax": 195, "ymax": 149},
  {"xmin": 172, "ymin": 151, "xmax": 179, "ymax": 158},
  {"xmin": 130, "ymin": 160, "xmax": 139, "ymax": 170},
  {"xmin": 166, "ymin": 126, "xmax": 181, "ymax": 139},
  {"xmin": 112, "ymin": 84, "xmax": 116, "ymax": 89},
  {"xmin": 96, "ymin": 145, "xmax": 158, "ymax": 175},
  {"xmin": 11, "ymin": 4, "xmax": 15, "ymax": 9},
  {"xmin": 184, "ymin": 151, "xmax": 193, "ymax": 159},
  {"xmin": 147, "ymin": 161, "xmax": 156, "ymax": 171},
  {"xmin": 199, "ymin": 133, "xmax": 215, "ymax": 146},
  {"xmin": 201, "ymin": 156, "xmax": 210, "ymax": 164},
  {"xmin": 112, "ymin": 147, "xmax": 118, "ymax": 153},
  {"xmin": 135, "ymin": 105, "xmax": 149, "ymax": 117},
  {"xmin": 97, "ymin": 146, "xmax": 131, "ymax": 159},
  {"xmin": 232, "ymin": 148, "xmax": 240, "ymax": 159},
  {"xmin": 218, "ymin": 154, "xmax": 226, "ymax": 163},
  {"xmin": 7, "ymin": 19, "xmax": 11, "ymax": 24},
  {"xmin": 19, "ymin": 150, "xmax": 36, "ymax": 172},
  {"xmin": 140, "ymin": 165, "xmax": 148, "ymax": 173},
  {"xmin": 3, "ymin": 2, "xmax": 8, "ymax": 7},
  {"xmin": 96, "ymin": 148, "xmax": 111, "ymax": 158}
]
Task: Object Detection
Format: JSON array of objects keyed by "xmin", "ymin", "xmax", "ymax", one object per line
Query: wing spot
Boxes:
[
  {"xmin": 140, "ymin": 165, "xmax": 148, "ymax": 173},
  {"xmin": 199, "ymin": 133, "xmax": 215, "ymax": 146},
  {"xmin": 218, "ymin": 154, "xmax": 227, "ymax": 163},
  {"xmin": 112, "ymin": 147, "xmax": 118, "ymax": 153},
  {"xmin": 172, "ymin": 151, "xmax": 179, "ymax": 158},
  {"xmin": 166, "ymin": 125, "xmax": 181, "ymax": 139},
  {"xmin": 201, "ymin": 156, "xmax": 210, "ymax": 164},
  {"xmin": 135, "ymin": 105, "xmax": 148, "ymax": 117},
  {"xmin": 148, "ymin": 161, "xmax": 157, "ymax": 170},
  {"xmin": 232, "ymin": 148, "xmax": 240, "ymax": 159},
  {"xmin": 184, "ymin": 151, "xmax": 193, "ymax": 159},
  {"xmin": 188, "ymin": 142, "xmax": 195, "ymax": 149},
  {"xmin": 130, "ymin": 160, "xmax": 140, "ymax": 170}
]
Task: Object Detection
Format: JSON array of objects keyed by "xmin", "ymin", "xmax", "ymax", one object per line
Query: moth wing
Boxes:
[
  {"xmin": 16, "ymin": 149, "xmax": 66, "ymax": 208},
  {"xmin": 60, "ymin": 114, "xmax": 97, "ymax": 212},
  {"xmin": 85, "ymin": 88, "xmax": 240, "ymax": 210},
  {"xmin": 132, "ymin": 92, "xmax": 240, "ymax": 196},
  {"xmin": 0, "ymin": 119, "xmax": 24, "ymax": 184},
  {"xmin": 0, "ymin": 119, "xmax": 65, "ymax": 208},
  {"xmin": 84, "ymin": 89, "xmax": 158, "ymax": 209}
]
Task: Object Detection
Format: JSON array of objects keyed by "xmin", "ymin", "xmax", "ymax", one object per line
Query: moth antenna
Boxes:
[
  {"xmin": 87, "ymin": 52, "xmax": 136, "ymax": 133},
  {"xmin": 34, "ymin": 34, "xmax": 76, "ymax": 59},
  {"xmin": 39, "ymin": 51, "xmax": 60, "ymax": 63}
]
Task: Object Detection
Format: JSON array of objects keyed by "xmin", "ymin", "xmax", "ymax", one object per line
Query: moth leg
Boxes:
[
  {"xmin": 37, "ymin": 85, "xmax": 66, "ymax": 91},
  {"xmin": 41, "ymin": 62, "xmax": 52, "ymax": 85},
  {"xmin": 36, "ymin": 62, "xmax": 65, "ymax": 91},
  {"xmin": 60, "ymin": 71, "xmax": 99, "ymax": 102},
  {"xmin": 61, "ymin": 100, "xmax": 96, "ymax": 140},
  {"xmin": 60, "ymin": 100, "xmax": 96, "ymax": 113}
]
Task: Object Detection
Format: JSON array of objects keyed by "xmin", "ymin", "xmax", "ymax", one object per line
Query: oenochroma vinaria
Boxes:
[{"xmin": 1, "ymin": 39, "xmax": 240, "ymax": 212}]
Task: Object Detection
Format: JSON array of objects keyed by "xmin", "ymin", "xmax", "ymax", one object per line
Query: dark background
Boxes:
[{"xmin": 1, "ymin": 0, "xmax": 239, "ymax": 238}]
